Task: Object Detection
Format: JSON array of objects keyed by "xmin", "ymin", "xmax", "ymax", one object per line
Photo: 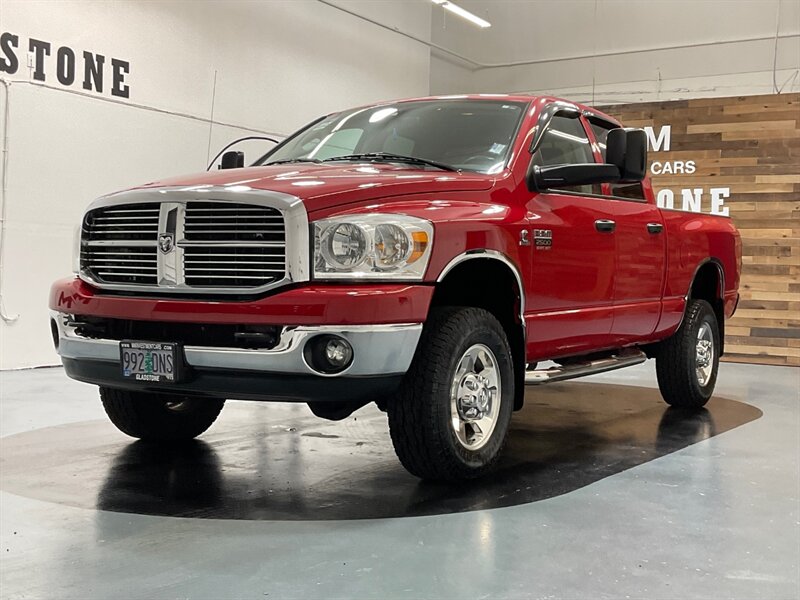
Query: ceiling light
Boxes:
[{"xmin": 431, "ymin": 0, "xmax": 491, "ymax": 28}]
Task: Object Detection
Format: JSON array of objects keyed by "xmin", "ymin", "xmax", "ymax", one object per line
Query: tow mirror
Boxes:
[
  {"xmin": 527, "ymin": 163, "xmax": 620, "ymax": 191},
  {"xmin": 526, "ymin": 126, "xmax": 648, "ymax": 192},
  {"xmin": 606, "ymin": 128, "xmax": 647, "ymax": 181},
  {"xmin": 220, "ymin": 151, "xmax": 245, "ymax": 170}
]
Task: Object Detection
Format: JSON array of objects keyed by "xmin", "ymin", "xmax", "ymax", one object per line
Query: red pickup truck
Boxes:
[{"xmin": 50, "ymin": 95, "xmax": 741, "ymax": 481}]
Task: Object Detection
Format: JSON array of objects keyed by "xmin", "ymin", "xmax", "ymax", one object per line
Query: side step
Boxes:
[{"xmin": 524, "ymin": 349, "xmax": 647, "ymax": 385}]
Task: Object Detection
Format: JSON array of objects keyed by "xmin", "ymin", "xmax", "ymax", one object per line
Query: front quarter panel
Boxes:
[{"xmin": 306, "ymin": 191, "xmax": 527, "ymax": 285}]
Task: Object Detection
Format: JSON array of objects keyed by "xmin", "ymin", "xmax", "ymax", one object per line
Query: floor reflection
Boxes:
[{"xmin": 0, "ymin": 382, "xmax": 761, "ymax": 520}]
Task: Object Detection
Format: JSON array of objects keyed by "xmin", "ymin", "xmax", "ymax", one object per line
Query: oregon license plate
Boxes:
[{"xmin": 120, "ymin": 341, "xmax": 180, "ymax": 383}]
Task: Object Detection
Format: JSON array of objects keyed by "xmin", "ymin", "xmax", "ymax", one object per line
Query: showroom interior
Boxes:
[{"xmin": 0, "ymin": 0, "xmax": 799, "ymax": 598}]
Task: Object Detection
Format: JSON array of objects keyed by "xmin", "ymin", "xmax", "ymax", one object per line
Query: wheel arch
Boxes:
[
  {"xmin": 687, "ymin": 258, "xmax": 726, "ymax": 355},
  {"xmin": 433, "ymin": 250, "xmax": 527, "ymax": 410}
]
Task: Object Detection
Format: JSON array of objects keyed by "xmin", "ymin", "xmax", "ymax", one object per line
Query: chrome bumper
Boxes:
[{"xmin": 51, "ymin": 313, "xmax": 422, "ymax": 377}]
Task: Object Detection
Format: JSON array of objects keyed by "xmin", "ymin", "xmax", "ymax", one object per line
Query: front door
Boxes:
[{"xmin": 524, "ymin": 112, "xmax": 617, "ymax": 360}]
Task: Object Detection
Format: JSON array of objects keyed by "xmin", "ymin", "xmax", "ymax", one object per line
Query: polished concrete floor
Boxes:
[{"xmin": 0, "ymin": 361, "xmax": 798, "ymax": 599}]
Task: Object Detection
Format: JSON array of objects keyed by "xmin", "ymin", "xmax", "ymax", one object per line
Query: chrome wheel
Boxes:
[
  {"xmin": 695, "ymin": 322, "xmax": 714, "ymax": 387},
  {"xmin": 450, "ymin": 344, "xmax": 501, "ymax": 451}
]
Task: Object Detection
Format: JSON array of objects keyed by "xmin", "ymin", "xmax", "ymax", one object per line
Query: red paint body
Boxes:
[
  {"xmin": 50, "ymin": 95, "xmax": 741, "ymax": 363},
  {"xmin": 50, "ymin": 278, "xmax": 434, "ymax": 325}
]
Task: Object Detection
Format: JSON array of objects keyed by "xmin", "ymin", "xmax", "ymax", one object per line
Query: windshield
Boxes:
[{"xmin": 255, "ymin": 99, "xmax": 528, "ymax": 174}]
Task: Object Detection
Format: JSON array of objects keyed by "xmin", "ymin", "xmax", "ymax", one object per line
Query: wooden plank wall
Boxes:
[{"xmin": 600, "ymin": 93, "xmax": 799, "ymax": 366}]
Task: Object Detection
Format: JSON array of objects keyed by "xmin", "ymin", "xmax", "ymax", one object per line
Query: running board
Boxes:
[{"xmin": 524, "ymin": 350, "xmax": 647, "ymax": 385}]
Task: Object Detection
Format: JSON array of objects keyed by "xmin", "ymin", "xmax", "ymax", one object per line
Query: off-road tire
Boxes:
[
  {"xmin": 100, "ymin": 387, "xmax": 225, "ymax": 441},
  {"xmin": 387, "ymin": 307, "xmax": 515, "ymax": 481},
  {"xmin": 655, "ymin": 299, "xmax": 720, "ymax": 409}
]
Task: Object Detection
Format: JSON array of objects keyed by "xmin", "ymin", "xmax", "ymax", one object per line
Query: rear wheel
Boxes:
[
  {"xmin": 387, "ymin": 307, "xmax": 514, "ymax": 481},
  {"xmin": 100, "ymin": 387, "xmax": 225, "ymax": 441},
  {"xmin": 655, "ymin": 299, "xmax": 720, "ymax": 409}
]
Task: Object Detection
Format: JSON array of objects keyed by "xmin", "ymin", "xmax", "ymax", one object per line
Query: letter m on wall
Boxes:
[{"xmin": 644, "ymin": 125, "xmax": 671, "ymax": 152}]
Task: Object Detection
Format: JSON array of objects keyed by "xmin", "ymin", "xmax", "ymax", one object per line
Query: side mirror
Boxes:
[
  {"xmin": 220, "ymin": 151, "xmax": 245, "ymax": 170},
  {"xmin": 606, "ymin": 128, "xmax": 647, "ymax": 181},
  {"xmin": 527, "ymin": 163, "xmax": 620, "ymax": 192},
  {"xmin": 206, "ymin": 135, "xmax": 280, "ymax": 171}
]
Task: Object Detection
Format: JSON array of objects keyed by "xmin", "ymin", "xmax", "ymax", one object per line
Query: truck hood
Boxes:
[{"xmin": 135, "ymin": 163, "xmax": 495, "ymax": 212}]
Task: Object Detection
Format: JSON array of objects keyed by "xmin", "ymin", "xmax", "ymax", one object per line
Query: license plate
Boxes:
[{"xmin": 120, "ymin": 341, "xmax": 180, "ymax": 383}]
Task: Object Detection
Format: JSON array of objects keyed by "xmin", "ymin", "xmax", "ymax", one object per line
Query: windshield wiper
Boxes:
[
  {"xmin": 263, "ymin": 158, "xmax": 322, "ymax": 166},
  {"xmin": 321, "ymin": 152, "xmax": 459, "ymax": 172}
]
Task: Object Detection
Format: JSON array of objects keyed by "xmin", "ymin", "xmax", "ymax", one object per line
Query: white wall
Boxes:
[
  {"xmin": 0, "ymin": 0, "xmax": 432, "ymax": 369},
  {"xmin": 429, "ymin": 0, "xmax": 800, "ymax": 104}
]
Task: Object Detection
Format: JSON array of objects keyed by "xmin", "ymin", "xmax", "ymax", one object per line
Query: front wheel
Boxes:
[
  {"xmin": 100, "ymin": 387, "xmax": 225, "ymax": 441},
  {"xmin": 387, "ymin": 307, "xmax": 515, "ymax": 481},
  {"xmin": 655, "ymin": 299, "xmax": 720, "ymax": 409}
]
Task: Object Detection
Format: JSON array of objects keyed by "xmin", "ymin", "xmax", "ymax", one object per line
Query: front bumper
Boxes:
[
  {"xmin": 48, "ymin": 276, "xmax": 432, "ymax": 401},
  {"xmin": 52, "ymin": 313, "xmax": 421, "ymax": 402},
  {"xmin": 49, "ymin": 277, "xmax": 434, "ymax": 325}
]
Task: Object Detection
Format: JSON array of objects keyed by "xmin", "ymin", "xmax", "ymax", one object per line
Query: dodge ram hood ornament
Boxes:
[{"xmin": 158, "ymin": 233, "xmax": 174, "ymax": 254}]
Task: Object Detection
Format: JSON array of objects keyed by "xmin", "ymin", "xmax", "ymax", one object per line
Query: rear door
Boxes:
[
  {"xmin": 525, "ymin": 112, "xmax": 617, "ymax": 359},
  {"xmin": 587, "ymin": 119, "xmax": 667, "ymax": 340}
]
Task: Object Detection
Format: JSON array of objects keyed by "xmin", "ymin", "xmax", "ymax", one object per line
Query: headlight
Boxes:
[
  {"xmin": 320, "ymin": 222, "xmax": 368, "ymax": 270},
  {"xmin": 313, "ymin": 214, "xmax": 433, "ymax": 280}
]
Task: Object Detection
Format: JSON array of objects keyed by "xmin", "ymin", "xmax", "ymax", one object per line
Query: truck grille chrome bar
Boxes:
[{"xmin": 78, "ymin": 188, "xmax": 308, "ymax": 295}]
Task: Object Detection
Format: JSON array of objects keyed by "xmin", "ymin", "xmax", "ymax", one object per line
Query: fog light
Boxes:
[
  {"xmin": 304, "ymin": 334, "xmax": 354, "ymax": 374},
  {"xmin": 324, "ymin": 338, "xmax": 352, "ymax": 368}
]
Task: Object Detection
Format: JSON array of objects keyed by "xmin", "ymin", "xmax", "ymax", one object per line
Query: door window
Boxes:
[{"xmin": 532, "ymin": 114, "xmax": 598, "ymax": 195}]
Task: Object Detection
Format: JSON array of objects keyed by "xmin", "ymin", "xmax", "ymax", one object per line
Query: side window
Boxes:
[
  {"xmin": 589, "ymin": 121, "xmax": 646, "ymax": 201},
  {"xmin": 533, "ymin": 114, "xmax": 598, "ymax": 195}
]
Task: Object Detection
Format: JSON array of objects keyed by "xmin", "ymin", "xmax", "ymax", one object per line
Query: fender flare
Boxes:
[
  {"xmin": 436, "ymin": 249, "xmax": 526, "ymax": 329},
  {"xmin": 687, "ymin": 257, "xmax": 726, "ymax": 301},
  {"xmin": 676, "ymin": 257, "xmax": 727, "ymax": 354},
  {"xmin": 435, "ymin": 249, "xmax": 527, "ymax": 410}
]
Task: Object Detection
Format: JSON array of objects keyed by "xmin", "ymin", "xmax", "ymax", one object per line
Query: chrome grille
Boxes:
[
  {"xmin": 81, "ymin": 204, "xmax": 160, "ymax": 285},
  {"xmin": 183, "ymin": 202, "xmax": 286, "ymax": 287},
  {"xmin": 83, "ymin": 204, "xmax": 160, "ymax": 242},
  {"xmin": 184, "ymin": 247, "xmax": 285, "ymax": 287},
  {"xmin": 80, "ymin": 246, "xmax": 158, "ymax": 285},
  {"xmin": 80, "ymin": 200, "xmax": 287, "ymax": 292},
  {"xmin": 184, "ymin": 202, "xmax": 285, "ymax": 243}
]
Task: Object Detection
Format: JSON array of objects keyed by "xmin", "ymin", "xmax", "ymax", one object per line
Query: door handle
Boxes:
[
  {"xmin": 647, "ymin": 222, "xmax": 664, "ymax": 234},
  {"xmin": 595, "ymin": 219, "xmax": 616, "ymax": 233}
]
